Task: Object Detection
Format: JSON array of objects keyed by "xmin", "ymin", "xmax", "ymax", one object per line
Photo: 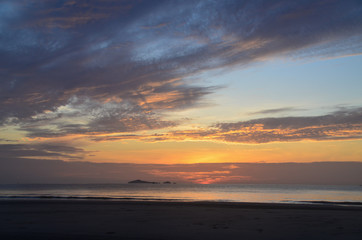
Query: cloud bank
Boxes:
[
  {"xmin": 0, "ymin": 143, "xmax": 87, "ymax": 160},
  {"xmin": 1, "ymin": 159, "xmax": 361, "ymax": 185},
  {"xmin": 1, "ymin": 0, "xmax": 362, "ymax": 139},
  {"xmin": 93, "ymin": 107, "xmax": 362, "ymax": 143}
]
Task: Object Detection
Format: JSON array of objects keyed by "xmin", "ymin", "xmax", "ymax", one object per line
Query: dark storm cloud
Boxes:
[
  {"xmin": 0, "ymin": 143, "xmax": 87, "ymax": 160},
  {"xmin": 1, "ymin": 0, "xmax": 362, "ymax": 136}
]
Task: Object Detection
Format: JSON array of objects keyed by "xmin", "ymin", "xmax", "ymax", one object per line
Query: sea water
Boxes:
[{"xmin": 0, "ymin": 184, "xmax": 361, "ymax": 204}]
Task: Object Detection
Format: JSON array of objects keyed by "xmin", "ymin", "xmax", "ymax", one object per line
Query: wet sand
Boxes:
[{"xmin": 1, "ymin": 200, "xmax": 361, "ymax": 240}]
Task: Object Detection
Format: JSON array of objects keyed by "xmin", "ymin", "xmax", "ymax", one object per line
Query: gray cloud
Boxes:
[
  {"xmin": 0, "ymin": 138, "xmax": 17, "ymax": 142},
  {"xmin": 0, "ymin": 143, "xmax": 88, "ymax": 160},
  {"xmin": 248, "ymin": 107, "xmax": 305, "ymax": 115},
  {"xmin": 18, "ymin": 96, "xmax": 177, "ymax": 138},
  {"xmin": 211, "ymin": 107, "xmax": 362, "ymax": 143},
  {"xmin": 1, "ymin": 159, "xmax": 361, "ymax": 185},
  {"xmin": 92, "ymin": 107, "xmax": 362, "ymax": 143},
  {"xmin": 1, "ymin": 0, "xmax": 361, "ymax": 137},
  {"xmin": 217, "ymin": 107, "xmax": 362, "ymax": 130}
]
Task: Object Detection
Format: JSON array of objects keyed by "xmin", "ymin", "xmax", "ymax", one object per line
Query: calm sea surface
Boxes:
[{"xmin": 0, "ymin": 184, "xmax": 361, "ymax": 204}]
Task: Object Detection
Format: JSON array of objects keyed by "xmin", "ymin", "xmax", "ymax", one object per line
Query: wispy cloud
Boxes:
[
  {"xmin": 0, "ymin": 138, "xmax": 17, "ymax": 143},
  {"xmin": 0, "ymin": 143, "xmax": 88, "ymax": 160},
  {"xmin": 18, "ymin": 96, "xmax": 177, "ymax": 138},
  {"xmin": 92, "ymin": 107, "xmax": 362, "ymax": 144},
  {"xmin": 248, "ymin": 107, "xmax": 305, "ymax": 115}
]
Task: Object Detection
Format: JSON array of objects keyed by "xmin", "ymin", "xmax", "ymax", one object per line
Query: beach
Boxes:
[{"xmin": 1, "ymin": 200, "xmax": 361, "ymax": 240}]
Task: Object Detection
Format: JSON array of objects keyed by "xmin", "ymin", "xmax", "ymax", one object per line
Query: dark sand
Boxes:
[{"xmin": 1, "ymin": 200, "xmax": 362, "ymax": 240}]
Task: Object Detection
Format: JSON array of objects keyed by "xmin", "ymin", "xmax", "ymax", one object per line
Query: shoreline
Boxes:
[
  {"xmin": 1, "ymin": 200, "xmax": 362, "ymax": 239},
  {"xmin": 1, "ymin": 198, "xmax": 362, "ymax": 209}
]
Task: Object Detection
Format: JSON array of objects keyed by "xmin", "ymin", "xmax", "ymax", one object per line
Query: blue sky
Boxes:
[{"xmin": 173, "ymin": 54, "xmax": 362, "ymax": 125}]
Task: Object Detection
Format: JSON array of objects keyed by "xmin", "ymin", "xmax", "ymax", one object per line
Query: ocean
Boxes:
[{"xmin": 0, "ymin": 184, "xmax": 361, "ymax": 204}]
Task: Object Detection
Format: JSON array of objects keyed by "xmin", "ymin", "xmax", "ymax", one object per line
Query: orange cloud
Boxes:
[
  {"xmin": 91, "ymin": 108, "xmax": 362, "ymax": 144},
  {"xmin": 144, "ymin": 169, "xmax": 251, "ymax": 184}
]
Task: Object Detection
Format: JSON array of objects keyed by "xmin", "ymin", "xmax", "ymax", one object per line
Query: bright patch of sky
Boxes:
[{"xmin": 169, "ymin": 54, "xmax": 362, "ymax": 125}]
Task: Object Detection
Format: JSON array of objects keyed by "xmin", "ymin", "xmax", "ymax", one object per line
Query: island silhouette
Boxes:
[
  {"xmin": 128, "ymin": 180, "xmax": 175, "ymax": 184},
  {"xmin": 128, "ymin": 179, "xmax": 159, "ymax": 184}
]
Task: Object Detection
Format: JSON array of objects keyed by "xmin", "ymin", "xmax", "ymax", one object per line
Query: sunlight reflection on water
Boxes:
[{"xmin": 0, "ymin": 184, "xmax": 361, "ymax": 203}]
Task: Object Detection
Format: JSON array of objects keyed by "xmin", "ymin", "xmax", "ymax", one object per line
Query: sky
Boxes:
[{"xmin": 1, "ymin": 0, "xmax": 362, "ymax": 184}]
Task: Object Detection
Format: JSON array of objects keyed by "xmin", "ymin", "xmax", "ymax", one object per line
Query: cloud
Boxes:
[
  {"xmin": 2, "ymin": 159, "xmax": 361, "ymax": 185},
  {"xmin": 222, "ymin": 164, "xmax": 240, "ymax": 170},
  {"xmin": 18, "ymin": 96, "xmax": 177, "ymax": 138},
  {"xmin": 0, "ymin": 138, "xmax": 17, "ymax": 142},
  {"xmin": 0, "ymin": 143, "xmax": 88, "ymax": 160},
  {"xmin": 0, "ymin": 0, "xmax": 362, "ymax": 138},
  {"xmin": 248, "ymin": 107, "xmax": 305, "ymax": 115},
  {"xmin": 142, "ymin": 162, "xmax": 362, "ymax": 184},
  {"xmin": 142, "ymin": 168, "xmax": 249, "ymax": 184},
  {"xmin": 92, "ymin": 107, "xmax": 362, "ymax": 143}
]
